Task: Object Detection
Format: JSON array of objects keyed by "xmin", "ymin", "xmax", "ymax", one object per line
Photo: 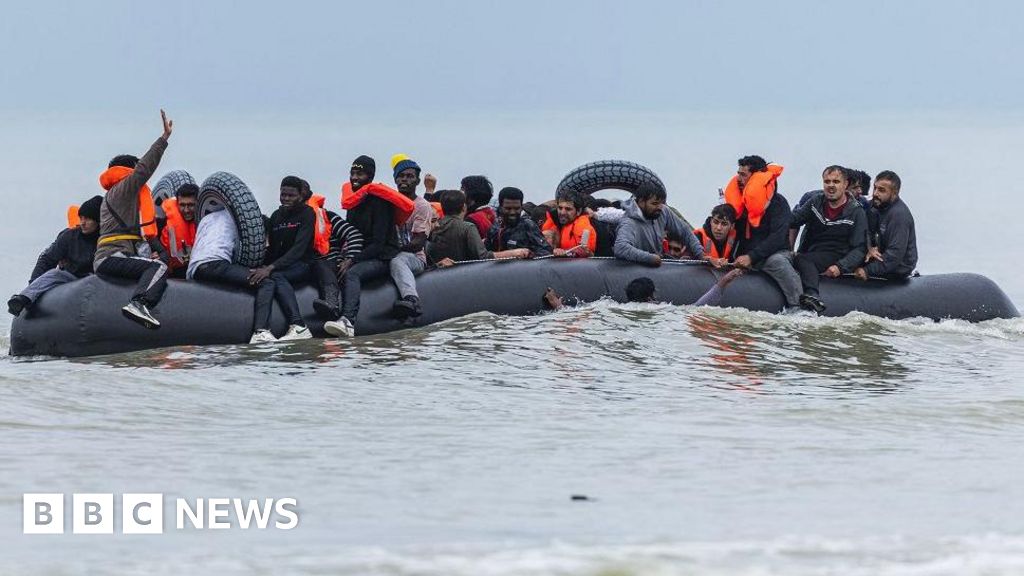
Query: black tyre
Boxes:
[
  {"xmin": 198, "ymin": 172, "xmax": 266, "ymax": 268},
  {"xmin": 556, "ymin": 160, "xmax": 667, "ymax": 197},
  {"xmin": 152, "ymin": 170, "xmax": 197, "ymax": 206}
]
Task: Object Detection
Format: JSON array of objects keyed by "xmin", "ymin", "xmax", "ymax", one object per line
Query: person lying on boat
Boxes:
[
  {"xmin": 784, "ymin": 165, "xmax": 868, "ymax": 314},
  {"xmin": 692, "ymin": 203, "xmax": 738, "ymax": 268},
  {"xmin": 8, "ymin": 195, "xmax": 102, "ymax": 317},
  {"xmin": 156, "ymin": 182, "xmax": 197, "ymax": 278},
  {"xmin": 613, "ymin": 181, "xmax": 703, "ymax": 267},
  {"xmin": 727, "ymin": 155, "xmax": 804, "ymax": 313},
  {"xmin": 428, "ymin": 190, "xmax": 532, "ymax": 268},
  {"xmin": 388, "ymin": 155, "xmax": 435, "ymax": 320},
  {"xmin": 541, "ymin": 190, "xmax": 598, "ymax": 257},
  {"xmin": 485, "ymin": 187, "xmax": 553, "ymax": 257},
  {"xmin": 854, "ymin": 170, "xmax": 917, "ymax": 281}
]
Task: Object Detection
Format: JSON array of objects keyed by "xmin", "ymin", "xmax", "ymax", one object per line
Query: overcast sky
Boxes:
[{"xmin": 2, "ymin": 0, "xmax": 1022, "ymax": 114}]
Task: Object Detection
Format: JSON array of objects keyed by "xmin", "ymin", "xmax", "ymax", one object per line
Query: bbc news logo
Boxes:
[{"xmin": 23, "ymin": 494, "xmax": 299, "ymax": 534}]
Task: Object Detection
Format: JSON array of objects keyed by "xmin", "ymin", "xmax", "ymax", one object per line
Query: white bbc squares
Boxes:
[{"xmin": 23, "ymin": 493, "xmax": 64, "ymax": 534}]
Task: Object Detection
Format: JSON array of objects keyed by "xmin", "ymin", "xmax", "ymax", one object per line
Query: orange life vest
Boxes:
[
  {"xmin": 159, "ymin": 197, "xmax": 198, "ymax": 270},
  {"xmin": 723, "ymin": 164, "xmax": 784, "ymax": 235},
  {"xmin": 693, "ymin": 227, "xmax": 736, "ymax": 261},
  {"xmin": 340, "ymin": 182, "xmax": 415, "ymax": 226},
  {"xmin": 430, "ymin": 202, "xmax": 443, "ymax": 218},
  {"xmin": 99, "ymin": 166, "xmax": 158, "ymax": 239},
  {"xmin": 307, "ymin": 195, "xmax": 333, "ymax": 256},
  {"xmin": 67, "ymin": 205, "xmax": 80, "ymax": 229},
  {"xmin": 542, "ymin": 212, "xmax": 598, "ymax": 253}
]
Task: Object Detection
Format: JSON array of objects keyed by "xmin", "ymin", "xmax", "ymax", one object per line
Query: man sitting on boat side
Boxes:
[
  {"xmin": 541, "ymin": 190, "xmax": 598, "ymax": 257},
  {"xmin": 785, "ymin": 165, "xmax": 868, "ymax": 313},
  {"xmin": 156, "ymin": 182, "xmax": 198, "ymax": 278},
  {"xmin": 726, "ymin": 155, "xmax": 805, "ymax": 313},
  {"xmin": 485, "ymin": 187, "xmax": 553, "ymax": 257},
  {"xmin": 390, "ymin": 155, "xmax": 435, "ymax": 320},
  {"xmin": 8, "ymin": 195, "xmax": 102, "ymax": 317},
  {"xmin": 613, "ymin": 181, "xmax": 703, "ymax": 267},
  {"xmin": 854, "ymin": 170, "xmax": 918, "ymax": 280},
  {"xmin": 428, "ymin": 190, "xmax": 531, "ymax": 267}
]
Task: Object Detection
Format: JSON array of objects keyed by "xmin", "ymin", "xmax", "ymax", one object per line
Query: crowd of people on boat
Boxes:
[{"xmin": 7, "ymin": 111, "xmax": 919, "ymax": 343}]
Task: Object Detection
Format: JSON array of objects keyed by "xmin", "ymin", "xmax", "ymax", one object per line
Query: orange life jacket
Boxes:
[
  {"xmin": 67, "ymin": 205, "xmax": 80, "ymax": 229},
  {"xmin": 159, "ymin": 197, "xmax": 198, "ymax": 270},
  {"xmin": 724, "ymin": 164, "xmax": 784, "ymax": 235},
  {"xmin": 99, "ymin": 166, "xmax": 158, "ymax": 239},
  {"xmin": 340, "ymin": 182, "xmax": 415, "ymax": 226},
  {"xmin": 307, "ymin": 195, "xmax": 333, "ymax": 256},
  {"xmin": 430, "ymin": 202, "xmax": 443, "ymax": 218},
  {"xmin": 542, "ymin": 212, "xmax": 598, "ymax": 253},
  {"xmin": 693, "ymin": 227, "xmax": 736, "ymax": 261}
]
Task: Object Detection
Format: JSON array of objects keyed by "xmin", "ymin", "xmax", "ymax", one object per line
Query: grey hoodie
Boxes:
[{"xmin": 613, "ymin": 197, "xmax": 703, "ymax": 265}]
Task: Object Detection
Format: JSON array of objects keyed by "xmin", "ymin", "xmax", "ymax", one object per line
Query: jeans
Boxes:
[
  {"xmin": 389, "ymin": 252, "xmax": 426, "ymax": 299},
  {"xmin": 753, "ymin": 250, "xmax": 803, "ymax": 307},
  {"xmin": 255, "ymin": 261, "xmax": 310, "ymax": 328},
  {"xmin": 21, "ymin": 269, "xmax": 78, "ymax": 304},
  {"xmin": 95, "ymin": 252, "xmax": 168, "ymax": 307},
  {"xmin": 194, "ymin": 259, "xmax": 277, "ymax": 332},
  {"xmin": 312, "ymin": 258, "xmax": 341, "ymax": 315},
  {"xmin": 342, "ymin": 259, "xmax": 390, "ymax": 321}
]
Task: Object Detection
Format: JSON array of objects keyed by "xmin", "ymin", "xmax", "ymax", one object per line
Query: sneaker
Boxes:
[
  {"xmin": 7, "ymin": 294, "xmax": 30, "ymax": 316},
  {"xmin": 122, "ymin": 299, "xmax": 160, "ymax": 329},
  {"xmin": 313, "ymin": 298, "xmax": 341, "ymax": 320},
  {"xmin": 799, "ymin": 293, "xmax": 827, "ymax": 314},
  {"xmin": 324, "ymin": 316, "xmax": 355, "ymax": 338},
  {"xmin": 278, "ymin": 324, "xmax": 312, "ymax": 341},
  {"xmin": 392, "ymin": 295, "xmax": 422, "ymax": 319},
  {"xmin": 249, "ymin": 329, "xmax": 277, "ymax": 344}
]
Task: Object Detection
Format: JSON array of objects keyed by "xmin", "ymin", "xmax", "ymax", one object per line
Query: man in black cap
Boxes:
[
  {"xmin": 334, "ymin": 155, "xmax": 402, "ymax": 337},
  {"xmin": 9, "ymin": 195, "xmax": 103, "ymax": 316}
]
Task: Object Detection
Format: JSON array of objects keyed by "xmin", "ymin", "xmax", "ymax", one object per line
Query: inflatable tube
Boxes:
[
  {"xmin": 197, "ymin": 172, "xmax": 266, "ymax": 268},
  {"xmin": 9, "ymin": 259, "xmax": 1019, "ymax": 358}
]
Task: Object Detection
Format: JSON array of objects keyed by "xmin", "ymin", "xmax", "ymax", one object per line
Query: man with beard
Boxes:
[
  {"xmin": 485, "ymin": 187, "xmax": 552, "ymax": 256},
  {"xmin": 785, "ymin": 166, "xmax": 868, "ymax": 313},
  {"xmin": 389, "ymin": 156, "xmax": 434, "ymax": 319},
  {"xmin": 541, "ymin": 190, "xmax": 598, "ymax": 257},
  {"xmin": 613, "ymin": 181, "xmax": 703, "ymax": 266},
  {"xmin": 854, "ymin": 171, "xmax": 917, "ymax": 280}
]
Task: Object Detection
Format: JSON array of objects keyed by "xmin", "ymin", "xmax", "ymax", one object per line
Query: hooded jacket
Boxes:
[
  {"xmin": 94, "ymin": 137, "xmax": 168, "ymax": 265},
  {"xmin": 30, "ymin": 227, "xmax": 98, "ymax": 282},
  {"xmin": 865, "ymin": 197, "xmax": 917, "ymax": 278},
  {"xmin": 613, "ymin": 197, "xmax": 703, "ymax": 265}
]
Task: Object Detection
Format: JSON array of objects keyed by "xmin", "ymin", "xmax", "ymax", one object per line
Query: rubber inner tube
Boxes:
[{"xmin": 197, "ymin": 172, "xmax": 267, "ymax": 268}]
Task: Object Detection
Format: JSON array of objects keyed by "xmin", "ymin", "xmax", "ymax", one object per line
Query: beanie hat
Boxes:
[
  {"xmin": 390, "ymin": 153, "xmax": 410, "ymax": 169},
  {"xmin": 352, "ymin": 155, "xmax": 376, "ymax": 180},
  {"xmin": 78, "ymin": 195, "xmax": 103, "ymax": 221},
  {"xmin": 393, "ymin": 158, "xmax": 421, "ymax": 179}
]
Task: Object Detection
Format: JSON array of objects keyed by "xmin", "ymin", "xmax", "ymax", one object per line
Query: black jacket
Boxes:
[
  {"xmin": 31, "ymin": 227, "xmax": 98, "ymax": 282},
  {"xmin": 790, "ymin": 192, "xmax": 868, "ymax": 273},
  {"xmin": 347, "ymin": 195, "xmax": 400, "ymax": 261},
  {"xmin": 485, "ymin": 215, "xmax": 552, "ymax": 256},
  {"xmin": 865, "ymin": 197, "xmax": 917, "ymax": 278},
  {"xmin": 265, "ymin": 204, "xmax": 316, "ymax": 268},
  {"xmin": 735, "ymin": 192, "xmax": 792, "ymax": 265}
]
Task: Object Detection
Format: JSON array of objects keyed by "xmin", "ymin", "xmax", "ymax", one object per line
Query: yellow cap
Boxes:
[{"xmin": 390, "ymin": 153, "xmax": 410, "ymax": 169}]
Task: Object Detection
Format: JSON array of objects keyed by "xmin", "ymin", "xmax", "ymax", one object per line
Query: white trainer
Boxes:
[
  {"xmin": 279, "ymin": 324, "xmax": 313, "ymax": 341},
  {"xmin": 323, "ymin": 317, "xmax": 355, "ymax": 338},
  {"xmin": 249, "ymin": 329, "xmax": 277, "ymax": 344}
]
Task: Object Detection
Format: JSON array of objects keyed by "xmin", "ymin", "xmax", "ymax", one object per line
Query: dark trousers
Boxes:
[
  {"xmin": 96, "ymin": 253, "xmax": 168, "ymax": 307},
  {"xmin": 312, "ymin": 258, "xmax": 341, "ymax": 313},
  {"xmin": 793, "ymin": 250, "xmax": 843, "ymax": 296},
  {"xmin": 256, "ymin": 261, "xmax": 310, "ymax": 328},
  {"xmin": 342, "ymin": 259, "xmax": 390, "ymax": 321},
  {"xmin": 194, "ymin": 260, "xmax": 266, "ymax": 331}
]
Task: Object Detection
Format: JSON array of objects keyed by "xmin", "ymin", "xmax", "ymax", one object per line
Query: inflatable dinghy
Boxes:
[{"xmin": 8, "ymin": 259, "xmax": 1019, "ymax": 358}]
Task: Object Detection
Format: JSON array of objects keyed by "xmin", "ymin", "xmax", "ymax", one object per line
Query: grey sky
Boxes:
[{"xmin": 3, "ymin": 0, "xmax": 1022, "ymax": 113}]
